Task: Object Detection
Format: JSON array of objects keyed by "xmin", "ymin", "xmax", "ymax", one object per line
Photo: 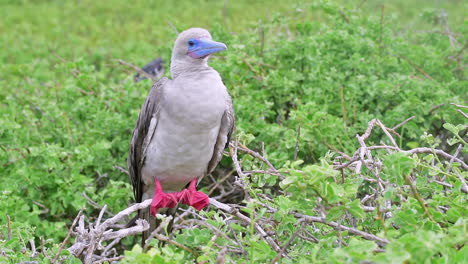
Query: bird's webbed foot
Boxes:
[
  {"xmin": 177, "ymin": 179, "xmax": 210, "ymax": 210},
  {"xmin": 150, "ymin": 179, "xmax": 178, "ymax": 216}
]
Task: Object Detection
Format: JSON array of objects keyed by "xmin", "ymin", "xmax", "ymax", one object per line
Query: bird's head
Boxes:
[{"xmin": 171, "ymin": 28, "xmax": 227, "ymax": 77}]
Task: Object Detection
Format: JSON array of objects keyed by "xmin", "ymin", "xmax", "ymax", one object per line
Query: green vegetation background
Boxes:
[{"xmin": 0, "ymin": 0, "xmax": 466, "ymax": 263}]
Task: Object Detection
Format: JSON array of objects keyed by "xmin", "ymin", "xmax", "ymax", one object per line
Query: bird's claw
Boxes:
[
  {"xmin": 150, "ymin": 192, "xmax": 178, "ymax": 216},
  {"xmin": 151, "ymin": 178, "xmax": 209, "ymax": 216},
  {"xmin": 177, "ymin": 189, "xmax": 210, "ymax": 210}
]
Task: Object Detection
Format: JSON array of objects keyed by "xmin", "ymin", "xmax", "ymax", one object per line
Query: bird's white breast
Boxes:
[{"xmin": 141, "ymin": 70, "xmax": 227, "ymax": 193}]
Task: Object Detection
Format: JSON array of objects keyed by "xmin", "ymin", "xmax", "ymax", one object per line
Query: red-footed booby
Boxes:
[{"xmin": 128, "ymin": 28, "xmax": 234, "ymax": 242}]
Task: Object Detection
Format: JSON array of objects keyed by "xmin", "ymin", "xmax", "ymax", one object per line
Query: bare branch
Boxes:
[
  {"xmin": 153, "ymin": 233, "xmax": 199, "ymax": 257},
  {"xmin": 52, "ymin": 208, "xmax": 84, "ymax": 263}
]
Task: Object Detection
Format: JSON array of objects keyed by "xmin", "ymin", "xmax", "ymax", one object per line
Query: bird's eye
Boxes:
[{"xmin": 188, "ymin": 40, "xmax": 195, "ymax": 47}]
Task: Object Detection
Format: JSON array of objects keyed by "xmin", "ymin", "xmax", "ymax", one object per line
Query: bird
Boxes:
[
  {"xmin": 134, "ymin": 57, "xmax": 164, "ymax": 82},
  {"xmin": 128, "ymin": 28, "xmax": 234, "ymax": 244}
]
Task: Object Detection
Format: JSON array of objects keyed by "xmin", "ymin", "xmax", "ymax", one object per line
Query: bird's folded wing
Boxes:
[
  {"xmin": 128, "ymin": 77, "xmax": 168, "ymax": 203},
  {"xmin": 207, "ymin": 95, "xmax": 235, "ymax": 175}
]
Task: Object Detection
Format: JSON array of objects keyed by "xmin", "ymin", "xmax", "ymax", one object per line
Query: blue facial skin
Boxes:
[{"xmin": 187, "ymin": 38, "xmax": 227, "ymax": 59}]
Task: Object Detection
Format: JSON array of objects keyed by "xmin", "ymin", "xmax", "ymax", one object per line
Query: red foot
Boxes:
[
  {"xmin": 150, "ymin": 179, "xmax": 178, "ymax": 216},
  {"xmin": 177, "ymin": 179, "xmax": 210, "ymax": 210}
]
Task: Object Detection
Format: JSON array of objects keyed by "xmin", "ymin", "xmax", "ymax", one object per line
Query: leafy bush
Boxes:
[{"xmin": 1, "ymin": 0, "xmax": 466, "ymax": 263}]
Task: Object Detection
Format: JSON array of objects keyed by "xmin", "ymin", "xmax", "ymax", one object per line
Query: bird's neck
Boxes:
[{"xmin": 170, "ymin": 58, "xmax": 210, "ymax": 79}]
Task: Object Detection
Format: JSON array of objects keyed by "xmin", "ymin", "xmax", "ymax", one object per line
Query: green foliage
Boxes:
[{"xmin": 1, "ymin": 0, "xmax": 467, "ymax": 263}]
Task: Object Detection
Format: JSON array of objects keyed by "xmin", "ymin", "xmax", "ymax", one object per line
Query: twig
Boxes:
[
  {"xmin": 294, "ymin": 125, "xmax": 301, "ymax": 161},
  {"xmin": 258, "ymin": 20, "xmax": 264, "ymax": 57},
  {"xmin": 216, "ymin": 246, "xmax": 228, "ymax": 264},
  {"xmin": 392, "ymin": 116, "xmax": 415, "ymax": 130},
  {"xmin": 232, "ymin": 142, "xmax": 285, "ymax": 179},
  {"xmin": 455, "ymin": 109, "xmax": 468, "ymax": 119},
  {"xmin": 451, "ymin": 103, "xmax": 468, "ymax": 109},
  {"xmin": 352, "ymin": 145, "xmax": 467, "ymax": 170},
  {"xmin": 52, "ymin": 208, "xmax": 84, "ymax": 263},
  {"xmin": 270, "ymin": 221, "xmax": 305, "ymax": 264},
  {"xmin": 454, "ymin": 169, "xmax": 468, "ymax": 194},
  {"xmin": 209, "ymin": 198, "xmax": 389, "ymax": 247},
  {"xmin": 32, "ymin": 201, "xmax": 50, "ymax": 215},
  {"xmin": 398, "ymin": 55, "xmax": 435, "ymax": 81},
  {"xmin": 405, "ymin": 174, "xmax": 436, "ymax": 222},
  {"xmin": 40, "ymin": 236, "xmax": 47, "ymax": 257},
  {"xmin": 209, "ymin": 198, "xmax": 283, "ymax": 254},
  {"xmin": 7, "ymin": 215, "xmax": 11, "ymax": 241},
  {"xmin": 113, "ymin": 165, "xmax": 129, "ymax": 176},
  {"xmin": 29, "ymin": 239, "xmax": 38, "ymax": 258},
  {"xmin": 447, "ymin": 144, "xmax": 463, "ymax": 173},
  {"xmin": 94, "ymin": 256, "xmax": 125, "ymax": 263},
  {"xmin": 208, "ymin": 169, "xmax": 236, "ymax": 196},
  {"xmin": 153, "ymin": 233, "xmax": 199, "ymax": 257},
  {"xmin": 340, "ymin": 86, "xmax": 348, "ymax": 126},
  {"xmin": 167, "ymin": 21, "xmax": 179, "ymax": 35},
  {"xmin": 297, "ymin": 213, "xmax": 389, "ymax": 246}
]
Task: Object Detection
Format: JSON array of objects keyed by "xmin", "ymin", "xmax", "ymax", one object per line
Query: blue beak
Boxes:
[{"xmin": 187, "ymin": 38, "xmax": 227, "ymax": 59}]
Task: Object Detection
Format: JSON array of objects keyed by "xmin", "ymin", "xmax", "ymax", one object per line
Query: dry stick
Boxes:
[
  {"xmin": 447, "ymin": 144, "xmax": 463, "ymax": 174},
  {"xmin": 294, "ymin": 125, "xmax": 301, "ymax": 161},
  {"xmin": 32, "ymin": 201, "xmax": 50, "ymax": 215},
  {"xmin": 216, "ymin": 247, "xmax": 228, "ymax": 264},
  {"xmin": 451, "ymin": 103, "xmax": 468, "ymax": 109},
  {"xmin": 398, "ymin": 55, "xmax": 435, "ymax": 81},
  {"xmin": 439, "ymin": 11, "xmax": 458, "ymax": 48},
  {"xmin": 325, "ymin": 141, "xmax": 352, "ymax": 160},
  {"xmin": 82, "ymin": 192, "xmax": 116, "ymax": 218},
  {"xmin": 94, "ymin": 256, "xmax": 125, "ymax": 264},
  {"xmin": 405, "ymin": 148, "xmax": 467, "ymax": 170},
  {"xmin": 209, "ymin": 198, "xmax": 389, "ymax": 247},
  {"xmin": 115, "ymin": 59, "xmax": 157, "ymax": 82},
  {"xmin": 405, "ymin": 175, "xmax": 436, "ymax": 222},
  {"xmin": 113, "ymin": 165, "xmax": 129, "ymax": 176},
  {"xmin": 270, "ymin": 221, "xmax": 305, "ymax": 264},
  {"xmin": 185, "ymin": 219, "xmax": 239, "ymax": 247},
  {"xmin": 208, "ymin": 169, "xmax": 236, "ymax": 196},
  {"xmin": 429, "ymin": 103, "xmax": 446, "ymax": 114},
  {"xmin": 455, "ymin": 109, "xmax": 468, "ymax": 119},
  {"xmin": 104, "ymin": 220, "xmax": 150, "ymax": 241},
  {"xmin": 355, "ymin": 145, "xmax": 468, "ymax": 170},
  {"xmin": 52, "ymin": 209, "xmax": 84, "ymax": 264},
  {"xmin": 68, "ymin": 200, "xmax": 152, "ymax": 260},
  {"xmin": 376, "ymin": 120, "xmax": 400, "ymax": 149},
  {"xmin": 29, "ymin": 239, "xmax": 38, "ymax": 258},
  {"xmin": 243, "ymin": 170, "xmax": 284, "ymax": 177},
  {"xmin": 453, "ymin": 169, "xmax": 468, "ymax": 194},
  {"xmin": 392, "ymin": 116, "xmax": 415, "ymax": 130},
  {"xmin": 340, "ymin": 86, "xmax": 348, "ymax": 126},
  {"xmin": 153, "ymin": 233, "xmax": 199, "ymax": 257},
  {"xmin": 167, "ymin": 21, "xmax": 179, "ymax": 35},
  {"xmin": 258, "ymin": 20, "xmax": 265, "ymax": 57},
  {"xmin": 209, "ymin": 198, "xmax": 284, "ymax": 255},
  {"xmin": 7, "ymin": 215, "xmax": 11, "ymax": 241},
  {"xmin": 40, "ymin": 236, "xmax": 47, "ymax": 257},
  {"xmin": 232, "ymin": 142, "xmax": 285, "ymax": 180},
  {"xmin": 296, "ymin": 213, "xmax": 389, "ymax": 246},
  {"xmin": 230, "ymin": 141, "xmax": 248, "ymax": 180}
]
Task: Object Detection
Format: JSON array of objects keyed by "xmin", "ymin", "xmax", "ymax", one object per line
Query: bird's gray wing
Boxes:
[
  {"xmin": 128, "ymin": 77, "xmax": 168, "ymax": 203},
  {"xmin": 206, "ymin": 94, "xmax": 235, "ymax": 175}
]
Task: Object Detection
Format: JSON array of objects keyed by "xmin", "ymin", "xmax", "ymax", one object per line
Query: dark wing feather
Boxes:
[
  {"xmin": 206, "ymin": 94, "xmax": 235, "ymax": 175},
  {"xmin": 128, "ymin": 77, "xmax": 168, "ymax": 203}
]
